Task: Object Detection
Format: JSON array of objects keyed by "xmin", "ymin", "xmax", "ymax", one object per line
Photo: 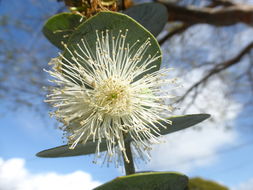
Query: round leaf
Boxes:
[
  {"xmin": 123, "ymin": 3, "xmax": 168, "ymax": 37},
  {"xmin": 65, "ymin": 11, "xmax": 162, "ymax": 76}
]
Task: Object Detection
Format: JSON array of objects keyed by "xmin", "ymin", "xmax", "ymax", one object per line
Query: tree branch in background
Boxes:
[
  {"xmin": 177, "ymin": 41, "xmax": 253, "ymax": 103},
  {"xmin": 208, "ymin": 0, "xmax": 235, "ymax": 8},
  {"xmin": 159, "ymin": 24, "xmax": 191, "ymax": 45},
  {"xmin": 157, "ymin": 0, "xmax": 253, "ymax": 26}
]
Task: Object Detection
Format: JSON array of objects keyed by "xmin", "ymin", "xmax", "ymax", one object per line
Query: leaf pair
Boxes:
[{"xmin": 37, "ymin": 114, "xmax": 210, "ymax": 158}]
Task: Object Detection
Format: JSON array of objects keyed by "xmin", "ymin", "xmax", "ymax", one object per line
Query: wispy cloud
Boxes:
[
  {"xmin": 232, "ymin": 178, "xmax": 253, "ymax": 190},
  {"xmin": 144, "ymin": 67, "xmax": 242, "ymax": 173}
]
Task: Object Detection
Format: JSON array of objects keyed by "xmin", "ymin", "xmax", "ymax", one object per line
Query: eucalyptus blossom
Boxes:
[{"xmin": 45, "ymin": 29, "xmax": 177, "ymax": 164}]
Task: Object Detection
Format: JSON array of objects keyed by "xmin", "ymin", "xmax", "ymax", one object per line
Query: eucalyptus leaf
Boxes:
[
  {"xmin": 158, "ymin": 114, "xmax": 210, "ymax": 136},
  {"xmin": 124, "ymin": 114, "xmax": 210, "ymax": 141},
  {"xmin": 36, "ymin": 139, "xmax": 107, "ymax": 158},
  {"xmin": 93, "ymin": 172, "xmax": 188, "ymax": 190},
  {"xmin": 36, "ymin": 114, "xmax": 210, "ymax": 158},
  {"xmin": 124, "ymin": 3, "xmax": 168, "ymax": 37},
  {"xmin": 43, "ymin": 13, "xmax": 85, "ymax": 50},
  {"xmin": 65, "ymin": 11, "xmax": 162, "ymax": 78}
]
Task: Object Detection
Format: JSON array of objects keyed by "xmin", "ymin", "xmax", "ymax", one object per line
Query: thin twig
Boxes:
[
  {"xmin": 177, "ymin": 41, "xmax": 253, "ymax": 103},
  {"xmin": 208, "ymin": 0, "xmax": 235, "ymax": 8}
]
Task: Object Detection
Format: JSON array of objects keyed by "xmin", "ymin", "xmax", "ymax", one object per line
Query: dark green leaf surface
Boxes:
[
  {"xmin": 36, "ymin": 114, "xmax": 210, "ymax": 158},
  {"xmin": 94, "ymin": 172, "xmax": 188, "ymax": 190},
  {"xmin": 158, "ymin": 114, "xmax": 211, "ymax": 136},
  {"xmin": 124, "ymin": 3, "xmax": 168, "ymax": 37},
  {"xmin": 36, "ymin": 139, "xmax": 107, "ymax": 158},
  {"xmin": 43, "ymin": 13, "xmax": 85, "ymax": 49}
]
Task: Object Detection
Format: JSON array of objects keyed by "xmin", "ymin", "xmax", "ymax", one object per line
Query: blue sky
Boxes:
[
  {"xmin": 1, "ymin": 0, "xmax": 253, "ymax": 189},
  {"xmin": 1, "ymin": 102, "xmax": 253, "ymax": 189}
]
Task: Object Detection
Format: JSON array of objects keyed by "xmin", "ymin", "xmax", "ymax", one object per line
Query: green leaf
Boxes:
[
  {"xmin": 36, "ymin": 114, "xmax": 210, "ymax": 158},
  {"xmin": 123, "ymin": 3, "xmax": 168, "ymax": 37},
  {"xmin": 157, "ymin": 114, "xmax": 211, "ymax": 136},
  {"xmin": 93, "ymin": 172, "xmax": 188, "ymax": 190},
  {"xmin": 36, "ymin": 139, "xmax": 107, "ymax": 158},
  {"xmin": 65, "ymin": 11, "xmax": 162, "ymax": 77},
  {"xmin": 124, "ymin": 114, "xmax": 210, "ymax": 141},
  {"xmin": 42, "ymin": 13, "xmax": 85, "ymax": 50}
]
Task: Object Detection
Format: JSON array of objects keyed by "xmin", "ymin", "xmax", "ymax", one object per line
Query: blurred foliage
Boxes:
[
  {"xmin": 188, "ymin": 177, "xmax": 229, "ymax": 190},
  {"xmin": 94, "ymin": 172, "xmax": 188, "ymax": 190}
]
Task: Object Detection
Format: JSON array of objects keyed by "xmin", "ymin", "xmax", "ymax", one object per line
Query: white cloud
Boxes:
[
  {"xmin": 232, "ymin": 178, "xmax": 253, "ymax": 190},
  {"xmin": 146, "ymin": 125, "xmax": 236, "ymax": 172},
  {"xmin": 144, "ymin": 67, "xmax": 242, "ymax": 173},
  {"xmin": 0, "ymin": 158, "xmax": 101, "ymax": 190}
]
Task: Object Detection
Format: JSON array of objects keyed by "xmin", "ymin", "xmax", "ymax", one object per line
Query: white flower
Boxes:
[{"xmin": 46, "ymin": 29, "xmax": 177, "ymax": 164}]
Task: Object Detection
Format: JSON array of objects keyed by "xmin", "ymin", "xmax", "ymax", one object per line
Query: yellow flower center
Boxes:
[{"xmin": 92, "ymin": 77, "xmax": 133, "ymax": 116}]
